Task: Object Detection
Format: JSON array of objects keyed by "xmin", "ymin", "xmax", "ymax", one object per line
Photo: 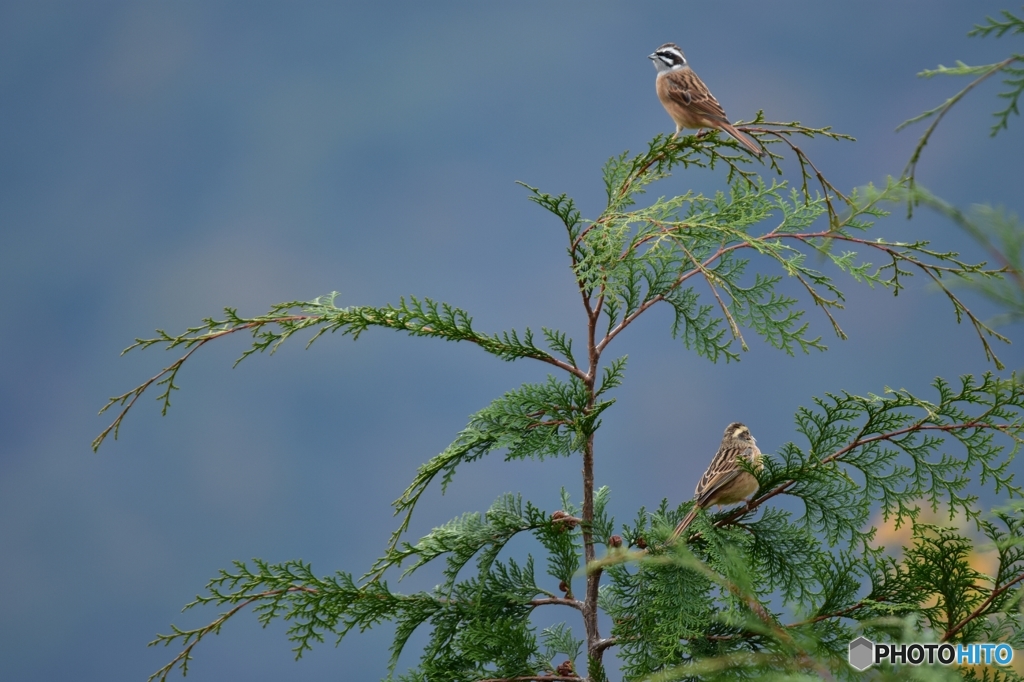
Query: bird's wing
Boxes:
[
  {"xmin": 694, "ymin": 443, "xmax": 752, "ymax": 498},
  {"xmin": 664, "ymin": 69, "xmax": 730, "ymax": 124},
  {"xmin": 695, "ymin": 469, "xmax": 743, "ymax": 508}
]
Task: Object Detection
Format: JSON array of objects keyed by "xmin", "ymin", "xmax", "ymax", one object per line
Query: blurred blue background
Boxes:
[{"xmin": 2, "ymin": 2, "xmax": 1023, "ymax": 679}]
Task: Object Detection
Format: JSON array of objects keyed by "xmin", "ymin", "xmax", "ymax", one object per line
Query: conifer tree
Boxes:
[{"xmin": 96, "ymin": 9, "xmax": 1024, "ymax": 681}]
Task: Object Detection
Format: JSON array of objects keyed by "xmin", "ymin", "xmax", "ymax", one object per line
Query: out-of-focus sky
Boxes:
[{"xmin": 2, "ymin": 2, "xmax": 1023, "ymax": 680}]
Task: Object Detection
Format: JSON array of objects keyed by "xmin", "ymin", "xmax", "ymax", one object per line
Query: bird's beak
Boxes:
[{"xmin": 647, "ymin": 53, "xmax": 657, "ymax": 60}]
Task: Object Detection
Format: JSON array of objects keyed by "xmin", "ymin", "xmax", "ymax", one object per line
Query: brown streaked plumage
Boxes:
[
  {"xmin": 649, "ymin": 43, "xmax": 762, "ymax": 156},
  {"xmin": 671, "ymin": 422, "xmax": 763, "ymax": 540}
]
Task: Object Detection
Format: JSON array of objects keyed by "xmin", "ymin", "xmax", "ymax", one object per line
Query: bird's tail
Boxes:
[
  {"xmin": 671, "ymin": 507, "xmax": 699, "ymax": 541},
  {"xmin": 718, "ymin": 122, "xmax": 762, "ymax": 156}
]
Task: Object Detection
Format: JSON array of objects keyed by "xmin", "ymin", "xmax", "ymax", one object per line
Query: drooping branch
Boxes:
[
  {"xmin": 898, "ymin": 55, "xmax": 1024, "ymax": 193},
  {"xmin": 147, "ymin": 585, "xmax": 317, "ymax": 682},
  {"xmin": 150, "ymin": 554, "xmax": 587, "ymax": 682},
  {"xmin": 739, "ymin": 123, "xmax": 853, "ymax": 229},
  {"xmin": 94, "ymin": 296, "xmax": 585, "ymax": 451},
  {"xmin": 92, "ymin": 316, "xmax": 312, "ymax": 450}
]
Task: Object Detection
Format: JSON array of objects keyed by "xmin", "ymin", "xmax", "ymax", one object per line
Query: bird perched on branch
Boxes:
[
  {"xmin": 649, "ymin": 43, "xmax": 762, "ymax": 156},
  {"xmin": 672, "ymin": 422, "xmax": 763, "ymax": 540}
]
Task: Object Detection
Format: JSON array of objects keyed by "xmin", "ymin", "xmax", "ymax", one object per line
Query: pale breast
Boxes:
[{"xmin": 718, "ymin": 471, "xmax": 759, "ymax": 505}]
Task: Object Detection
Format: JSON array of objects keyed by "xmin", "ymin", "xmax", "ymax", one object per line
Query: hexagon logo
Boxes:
[{"xmin": 848, "ymin": 636, "xmax": 874, "ymax": 671}]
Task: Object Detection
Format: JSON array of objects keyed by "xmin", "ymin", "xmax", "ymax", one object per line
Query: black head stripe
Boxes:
[{"xmin": 655, "ymin": 43, "xmax": 686, "ymax": 66}]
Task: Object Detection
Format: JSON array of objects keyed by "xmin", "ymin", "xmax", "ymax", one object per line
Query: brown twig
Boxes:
[
  {"xmin": 742, "ymin": 125, "xmax": 851, "ymax": 228},
  {"xmin": 676, "ymin": 239, "xmax": 748, "ymax": 350},
  {"xmin": 530, "ymin": 597, "xmax": 584, "ymax": 611},
  {"xmin": 473, "ymin": 671, "xmax": 581, "ymax": 675},
  {"xmin": 942, "ymin": 569, "xmax": 1024, "ymax": 641},
  {"xmin": 593, "ymin": 636, "xmax": 618, "ymax": 655}
]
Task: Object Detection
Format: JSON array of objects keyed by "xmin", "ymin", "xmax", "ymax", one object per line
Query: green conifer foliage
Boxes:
[{"xmin": 98, "ymin": 10, "xmax": 1024, "ymax": 681}]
